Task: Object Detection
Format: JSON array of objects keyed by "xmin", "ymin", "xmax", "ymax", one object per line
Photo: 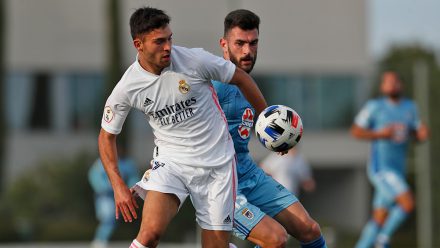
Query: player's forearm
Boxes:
[
  {"xmin": 415, "ymin": 123, "xmax": 429, "ymax": 142},
  {"xmin": 98, "ymin": 129, "xmax": 126, "ymax": 188},
  {"xmin": 350, "ymin": 125, "xmax": 383, "ymax": 140},
  {"xmin": 230, "ymin": 67, "xmax": 267, "ymax": 115}
]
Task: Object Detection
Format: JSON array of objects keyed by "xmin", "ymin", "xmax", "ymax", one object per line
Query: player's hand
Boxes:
[
  {"xmin": 416, "ymin": 123, "xmax": 429, "ymax": 142},
  {"xmin": 113, "ymin": 184, "xmax": 139, "ymax": 222},
  {"xmin": 376, "ymin": 125, "xmax": 394, "ymax": 139},
  {"xmin": 277, "ymin": 150, "xmax": 289, "ymax": 156}
]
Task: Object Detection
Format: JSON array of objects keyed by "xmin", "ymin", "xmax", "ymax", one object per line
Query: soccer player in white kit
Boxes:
[{"xmin": 98, "ymin": 7, "xmax": 267, "ymax": 248}]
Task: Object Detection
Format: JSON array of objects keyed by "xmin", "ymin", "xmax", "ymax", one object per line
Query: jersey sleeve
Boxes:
[
  {"xmin": 101, "ymin": 86, "xmax": 131, "ymax": 135},
  {"xmin": 354, "ymin": 100, "xmax": 376, "ymax": 129},
  {"xmin": 194, "ymin": 49, "xmax": 236, "ymax": 83}
]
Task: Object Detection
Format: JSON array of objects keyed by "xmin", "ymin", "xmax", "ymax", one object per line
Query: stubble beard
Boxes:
[{"xmin": 228, "ymin": 48, "xmax": 257, "ymax": 74}]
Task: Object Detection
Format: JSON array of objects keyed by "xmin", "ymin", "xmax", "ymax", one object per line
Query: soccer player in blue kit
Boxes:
[
  {"xmin": 213, "ymin": 9, "xmax": 327, "ymax": 248},
  {"xmin": 352, "ymin": 71, "xmax": 429, "ymax": 248}
]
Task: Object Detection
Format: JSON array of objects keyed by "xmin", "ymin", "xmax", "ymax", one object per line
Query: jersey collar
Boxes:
[{"xmin": 135, "ymin": 53, "xmax": 172, "ymax": 77}]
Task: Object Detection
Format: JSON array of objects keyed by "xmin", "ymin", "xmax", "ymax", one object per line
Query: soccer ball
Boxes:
[{"xmin": 255, "ymin": 105, "xmax": 303, "ymax": 152}]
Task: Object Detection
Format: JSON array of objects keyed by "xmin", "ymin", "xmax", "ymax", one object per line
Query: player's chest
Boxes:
[
  {"xmin": 226, "ymin": 88, "xmax": 255, "ymax": 139},
  {"xmin": 134, "ymin": 72, "xmax": 209, "ymax": 113},
  {"xmin": 375, "ymin": 106, "xmax": 413, "ymax": 126},
  {"xmin": 224, "ymin": 88, "xmax": 254, "ymax": 120}
]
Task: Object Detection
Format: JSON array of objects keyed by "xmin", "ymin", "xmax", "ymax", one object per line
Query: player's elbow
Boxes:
[
  {"xmin": 416, "ymin": 124, "xmax": 429, "ymax": 142},
  {"xmin": 350, "ymin": 125, "xmax": 360, "ymax": 138},
  {"xmin": 350, "ymin": 125, "xmax": 358, "ymax": 138},
  {"xmin": 229, "ymin": 67, "xmax": 248, "ymax": 86},
  {"xmin": 98, "ymin": 129, "xmax": 117, "ymax": 149},
  {"xmin": 99, "ymin": 128, "xmax": 116, "ymax": 141}
]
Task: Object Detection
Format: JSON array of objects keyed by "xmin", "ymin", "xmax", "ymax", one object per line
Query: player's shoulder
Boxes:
[
  {"xmin": 368, "ymin": 97, "xmax": 382, "ymax": 105},
  {"xmin": 120, "ymin": 61, "xmax": 154, "ymax": 84},
  {"xmin": 401, "ymin": 98, "xmax": 417, "ymax": 108},
  {"xmin": 212, "ymin": 80, "xmax": 237, "ymax": 99},
  {"xmin": 170, "ymin": 45, "xmax": 207, "ymax": 72},
  {"xmin": 361, "ymin": 98, "xmax": 382, "ymax": 111},
  {"xmin": 171, "ymin": 45, "xmax": 209, "ymax": 61},
  {"xmin": 110, "ymin": 62, "xmax": 152, "ymax": 99}
]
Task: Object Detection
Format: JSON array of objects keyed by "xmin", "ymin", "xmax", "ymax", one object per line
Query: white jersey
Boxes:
[{"xmin": 102, "ymin": 46, "xmax": 236, "ymax": 168}]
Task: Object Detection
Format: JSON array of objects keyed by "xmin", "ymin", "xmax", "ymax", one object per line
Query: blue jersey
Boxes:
[
  {"xmin": 354, "ymin": 97, "xmax": 420, "ymax": 175},
  {"xmin": 212, "ymin": 81, "xmax": 256, "ymax": 178}
]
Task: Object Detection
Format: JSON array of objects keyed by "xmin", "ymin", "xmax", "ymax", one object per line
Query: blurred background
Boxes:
[{"xmin": 0, "ymin": 0, "xmax": 439, "ymax": 247}]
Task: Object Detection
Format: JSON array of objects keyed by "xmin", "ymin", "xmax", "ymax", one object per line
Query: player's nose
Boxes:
[
  {"xmin": 164, "ymin": 40, "xmax": 172, "ymax": 51},
  {"xmin": 242, "ymin": 43, "xmax": 250, "ymax": 54}
]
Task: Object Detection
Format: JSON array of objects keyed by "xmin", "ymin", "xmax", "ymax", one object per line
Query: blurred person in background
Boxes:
[
  {"xmin": 88, "ymin": 145, "xmax": 139, "ymax": 248},
  {"xmin": 212, "ymin": 9, "xmax": 326, "ymax": 248},
  {"xmin": 99, "ymin": 6, "xmax": 268, "ymax": 248},
  {"xmin": 351, "ymin": 71, "xmax": 429, "ymax": 248},
  {"xmin": 260, "ymin": 147, "xmax": 316, "ymax": 197}
]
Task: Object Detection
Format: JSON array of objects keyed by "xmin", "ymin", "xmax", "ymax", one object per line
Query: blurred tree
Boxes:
[
  {"xmin": 1, "ymin": 153, "xmax": 96, "ymax": 241},
  {"xmin": 106, "ymin": 0, "xmax": 123, "ymax": 97},
  {"xmin": 377, "ymin": 46, "xmax": 440, "ymax": 95},
  {"xmin": 376, "ymin": 45, "xmax": 440, "ymax": 247},
  {"xmin": 0, "ymin": 151, "xmax": 194, "ymax": 242},
  {"xmin": 0, "ymin": 0, "xmax": 6, "ymax": 193},
  {"xmin": 105, "ymin": 0, "xmax": 128, "ymax": 148}
]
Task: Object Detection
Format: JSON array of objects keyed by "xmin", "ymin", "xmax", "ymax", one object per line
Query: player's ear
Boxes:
[
  {"xmin": 133, "ymin": 38, "xmax": 142, "ymax": 52},
  {"xmin": 220, "ymin": 37, "xmax": 228, "ymax": 53}
]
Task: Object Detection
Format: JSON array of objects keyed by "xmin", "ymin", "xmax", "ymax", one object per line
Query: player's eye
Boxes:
[
  {"xmin": 154, "ymin": 36, "xmax": 172, "ymax": 45},
  {"xmin": 250, "ymin": 40, "xmax": 259, "ymax": 46},
  {"xmin": 235, "ymin": 41, "xmax": 245, "ymax": 46}
]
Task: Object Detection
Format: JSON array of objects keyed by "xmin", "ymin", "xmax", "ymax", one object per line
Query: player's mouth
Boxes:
[
  {"xmin": 162, "ymin": 54, "xmax": 171, "ymax": 62},
  {"xmin": 241, "ymin": 59, "xmax": 253, "ymax": 66},
  {"xmin": 240, "ymin": 56, "xmax": 254, "ymax": 65}
]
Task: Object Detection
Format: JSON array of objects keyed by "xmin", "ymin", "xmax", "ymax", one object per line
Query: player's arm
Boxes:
[
  {"xmin": 229, "ymin": 67, "xmax": 267, "ymax": 115},
  {"xmin": 414, "ymin": 122, "xmax": 429, "ymax": 142},
  {"xmin": 297, "ymin": 157, "xmax": 316, "ymax": 193},
  {"xmin": 98, "ymin": 128, "xmax": 139, "ymax": 222},
  {"xmin": 350, "ymin": 124, "xmax": 393, "ymax": 140},
  {"xmin": 300, "ymin": 179, "xmax": 316, "ymax": 193}
]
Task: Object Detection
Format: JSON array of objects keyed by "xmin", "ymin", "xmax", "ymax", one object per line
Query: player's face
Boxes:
[
  {"xmin": 221, "ymin": 27, "xmax": 259, "ymax": 73},
  {"xmin": 134, "ymin": 25, "xmax": 172, "ymax": 74},
  {"xmin": 381, "ymin": 72, "xmax": 402, "ymax": 99}
]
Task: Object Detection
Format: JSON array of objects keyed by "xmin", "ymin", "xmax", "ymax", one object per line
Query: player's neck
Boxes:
[
  {"xmin": 138, "ymin": 57, "xmax": 164, "ymax": 76},
  {"xmin": 387, "ymin": 96, "xmax": 401, "ymax": 105}
]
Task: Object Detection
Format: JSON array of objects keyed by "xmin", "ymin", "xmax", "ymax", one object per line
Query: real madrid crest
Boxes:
[{"xmin": 178, "ymin": 79, "xmax": 190, "ymax": 94}]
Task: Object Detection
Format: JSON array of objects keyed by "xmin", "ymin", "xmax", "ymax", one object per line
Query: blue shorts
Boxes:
[
  {"xmin": 233, "ymin": 165, "xmax": 298, "ymax": 240},
  {"xmin": 368, "ymin": 169, "xmax": 409, "ymax": 209}
]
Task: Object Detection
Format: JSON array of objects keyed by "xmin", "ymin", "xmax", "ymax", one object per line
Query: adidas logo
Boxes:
[
  {"xmin": 223, "ymin": 215, "xmax": 232, "ymax": 224},
  {"xmin": 143, "ymin": 97, "xmax": 154, "ymax": 107}
]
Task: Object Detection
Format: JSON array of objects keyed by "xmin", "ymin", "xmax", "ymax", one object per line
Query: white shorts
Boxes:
[{"xmin": 133, "ymin": 156, "xmax": 237, "ymax": 231}]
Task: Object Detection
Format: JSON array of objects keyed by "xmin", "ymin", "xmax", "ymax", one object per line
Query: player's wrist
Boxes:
[{"xmin": 373, "ymin": 131, "xmax": 385, "ymax": 139}]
